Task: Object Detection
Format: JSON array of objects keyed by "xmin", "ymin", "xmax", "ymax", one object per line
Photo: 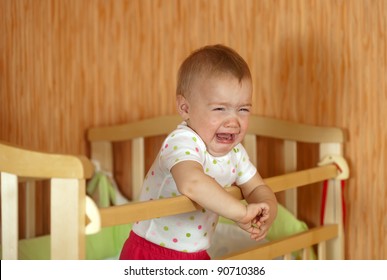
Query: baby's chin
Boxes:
[{"xmin": 207, "ymin": 143, "xmax": 240, "ymax": 157}]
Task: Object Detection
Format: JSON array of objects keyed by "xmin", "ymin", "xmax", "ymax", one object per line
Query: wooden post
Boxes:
[
  {"xmin": 51, "ymin": 178, "xmax": 86, "ymax": 259},
  {"xmin": 284, "ymin": 140, "xmax": 298, "ymax": 216},
  {"xmin": 1, "ymin": 172, "xmax": 19, "ymax": 259},
  {"xmin": 319, "ymin": 143, "xmax": 345, "ymax": 259}
]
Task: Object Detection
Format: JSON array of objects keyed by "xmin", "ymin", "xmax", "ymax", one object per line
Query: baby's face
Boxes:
[{"xmin": 182, "ymin": 74, "xmax": 252, "ymax": 157}]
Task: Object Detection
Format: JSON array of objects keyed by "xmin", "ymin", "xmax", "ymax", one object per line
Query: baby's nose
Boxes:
[{"xmin": 224, "ymin": 116, "xmax": 239, "ymax": 128}]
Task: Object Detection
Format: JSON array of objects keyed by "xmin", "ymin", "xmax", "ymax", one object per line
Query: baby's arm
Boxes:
[{"xmin": 171, "ymin": 160, "xmax": 253, "ymax": 224}]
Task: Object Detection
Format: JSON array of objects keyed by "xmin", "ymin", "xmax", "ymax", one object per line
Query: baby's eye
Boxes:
[{"xmin": 239, "ymin": 108, "xmax": 250, "ymax": 112}]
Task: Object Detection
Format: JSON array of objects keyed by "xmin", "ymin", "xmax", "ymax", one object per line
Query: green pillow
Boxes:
[{"xmin": 266, "ymin": 203, "xmax": 308, "ymax": 241}]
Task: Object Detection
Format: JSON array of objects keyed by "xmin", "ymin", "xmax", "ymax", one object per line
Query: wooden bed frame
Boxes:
[
  {"xmin": 87, "ymin": 114, "xmax": 347, "ymax": 260},
  {"xmin": 0, "ymin": 141, "xmax": 94, "ymax": 259},
  {"xmin": 0, "ymin": 114, "xmax": 348, "ymax": 260}
]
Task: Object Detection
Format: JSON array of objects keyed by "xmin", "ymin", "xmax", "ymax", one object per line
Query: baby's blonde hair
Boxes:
[{"xmin": 176, "ymin": 44, "xmax": 252, "ymax": 98}]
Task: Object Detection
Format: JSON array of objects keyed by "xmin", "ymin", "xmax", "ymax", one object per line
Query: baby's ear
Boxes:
[{"xmin": 176, "ymin": 95, "xmax": 190, "ymax": 120}]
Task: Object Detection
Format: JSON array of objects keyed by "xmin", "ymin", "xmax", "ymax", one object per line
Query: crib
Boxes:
[
  {"xmin": 0, "ymin": 141, "xmax": 94, "ymax": 259},
  {"xmin": 0, "ymin": 114, "xmax": 348, "ymax": 260}
]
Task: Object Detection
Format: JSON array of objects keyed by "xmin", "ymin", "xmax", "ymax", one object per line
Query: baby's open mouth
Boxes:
[{"xmin": 216, "ymin": 133, "xmax": 236, "ymax": 142}]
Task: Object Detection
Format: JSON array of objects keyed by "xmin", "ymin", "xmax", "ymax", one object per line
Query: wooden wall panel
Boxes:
[{"xmin": 1, "ymin": 0, "xmax": 386, "ymax": 259}]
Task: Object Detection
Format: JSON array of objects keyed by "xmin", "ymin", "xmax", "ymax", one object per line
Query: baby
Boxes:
[{"xmin": 119, "ymin": 44, "xmax": 277, "ymax": 260}]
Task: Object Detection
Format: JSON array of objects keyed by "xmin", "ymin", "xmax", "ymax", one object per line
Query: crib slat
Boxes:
[
  {"xmin": 131, "ymin": 138, "xmax": 144, "ymax": 200},
  {"xmin": 51, "ymin": 178, "xmax": 86, "ymax": 260},
  {"xmin": 1, "ymin": 172, "xmax": 19, "ymax": 260},
  {"xmin": 24, "ymin": 180, "xmax": 36, "ymax": 238},
  {"xmin": 243, "ymin": 134, "xmax": 257, "ymax": 166},
  {"xmin": 284, "ymin": 140, "xmax": 297, "ymax": 216},
  {"xmin": 302, "ymin": 247, "xmax": 310, "ymax": 260},
  {"xmin": 222, "ymin": 224, "xmax": 338, "ymax": 260},
  {"xmin": 90, "ymin": 141, "xmax": 114, "ymax": 174},
  {"xmin": 318, "ymin": 240, "xmax": 327, "ymax": 260},
  {"xmin": 89, "ymin": 141, "xmax": 114, "ymax": 206}
]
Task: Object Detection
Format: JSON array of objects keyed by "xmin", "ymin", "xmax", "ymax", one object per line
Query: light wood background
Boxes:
[{"xmin": 1, "ymin": 0, "xmax": 386, "ymax": 259}]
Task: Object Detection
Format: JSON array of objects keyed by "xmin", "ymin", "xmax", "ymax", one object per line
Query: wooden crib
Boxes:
[
  {"xmin": 0, "ymin": 114, "xmax": 348, "ymax": 260},
  {"xmin": 87, "ymin": 114, "xmax": 348, "ymax": 260},
  {"xmin": 0, "ymin": 141, "xmax": 94, "ymax": 259}
]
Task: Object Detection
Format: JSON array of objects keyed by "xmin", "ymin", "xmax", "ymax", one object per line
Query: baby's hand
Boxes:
[
  {"xmin": 255, "ymin": 204, "xmax": 270, "ymax": 224},
  {"xmin": 237, "ymin": 203, "xmax": 270, "ymax": 241}
]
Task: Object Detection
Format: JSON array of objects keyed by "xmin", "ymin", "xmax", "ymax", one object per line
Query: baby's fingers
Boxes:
[
  {"xmin": 257, "ymin": 209, "xmax": 270, "ymax": 222},
  {"xmin": 250, "ymin": 223, "xmax": 268, "ymax": 241},
  {"xmin": 249, "ymin": 222, "xmax": 262, "ymax": 235}
]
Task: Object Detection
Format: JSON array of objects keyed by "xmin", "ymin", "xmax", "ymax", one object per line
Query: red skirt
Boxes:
[{"xmin": 119, "ymin": 231, "xmax": 211, "ymax": 260}]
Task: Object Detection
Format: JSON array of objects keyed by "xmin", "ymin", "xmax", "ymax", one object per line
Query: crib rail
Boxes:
[
  {"xmin": 0, "ymin": 141, "xmax": 93, "ymax": 179},
  {"xmin": 98, "ymin": 164, "xmax": 338, "ymax": 227},
  {"xmin": 247, "ymin": 116, "xmax": 344, "ymax": 143},
  {"xmin": 88, "ymin": 115, "xmax": 344, "ymax": 143},
  {"xmin": 88, "ymin": 115, "xmax": 181, "ymax": 142},
  {"xmin": 0, "ymin": 141, "xmax": 94, "ymax": 260},
  {"xmin": 222, "ymin": 224, "xmax": 338, "ymax": 260}
]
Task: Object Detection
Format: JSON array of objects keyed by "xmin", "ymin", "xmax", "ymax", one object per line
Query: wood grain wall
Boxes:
[{"xmin": 1, "ymin": 0, "xmax": 386, "ymax": 259}]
